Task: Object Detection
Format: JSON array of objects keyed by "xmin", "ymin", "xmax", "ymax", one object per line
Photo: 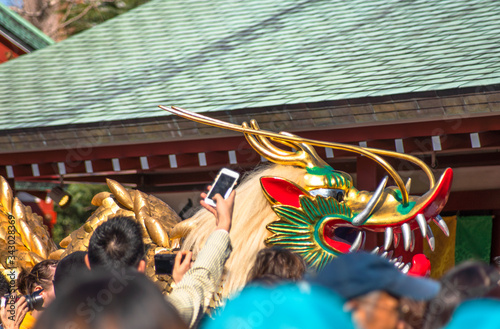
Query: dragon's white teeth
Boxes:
[
  {"xmin": 397, "ymin": 256, "xmax": 403, "ymax": 263},
  {"xmin": 410, "ymin": 230, "xmax": 416, "ymax": 252},
  {"xmin": 426, "ymin": 224, "xmax": 435, "ymax": 251},
  {"xmin": 349, "ymin": 231, "xmax": 365, "ymax": 252},
  {"xmin": 393, "ymin": 233, "xmax": 400, "ymax": 248},
  {"xmin": 402, "ymin": 263, "xmax": 410, "ymax": 273},
  {"xmin": 426, "ymin": 224, "xmax": 434, "ymax": 238},
  {"xmin": 394, "ymin": 261, "xmax": 401, "ymax": 267},
  {"xmin": 381, "ymin": 251, "xmax": 388, "ymax": 258},
  {"xmin": 432, "ymin": 215, "xmax": 450, "ymax": 237},
  {"xmin": 402, "ymin": 223, "xmax": 411, "ymax": 251},
  {"xmin": 416, "ymin": 213, "xmax": 427, "ymax": 237},
  {"xmin": 384, "ymin": 227, "xmax": 393, "ymax": 250},
  {"xmin": 387, "ymin": 250, "xmax": 394, "ymax": 259},
  {"xmin": 398, "ymin": 262, "xmax": 405, "ymax": 269},
  {"xmin": 389, "ymin": 258, "xmax": 397, "ymax": 263},
  {"xmin": 371, "ymin": 246, "xmax": 380, "ymax": 255}
]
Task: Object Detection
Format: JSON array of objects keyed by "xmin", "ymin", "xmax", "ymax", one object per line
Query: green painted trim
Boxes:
[
  {"xmin": 397, "ymin": 201, "xmax": 416, "ymax": 215},
  {"xmin": 0, "ymin": 2, "xmax": 54, "ymax": 49}
]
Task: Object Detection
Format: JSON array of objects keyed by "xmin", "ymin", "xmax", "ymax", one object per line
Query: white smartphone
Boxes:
[{"xmin": 204, "ymin": 168, "xmax": 240, "ymax": 207}]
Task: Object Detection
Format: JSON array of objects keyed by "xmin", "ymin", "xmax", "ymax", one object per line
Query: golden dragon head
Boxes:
[
  {"xmin": 160, "ymin": 106, "xmax": 453, "ymax": 274},
  {"xmin": 246, "ymin": 126, "xmax": 452, "ymax": 271}
]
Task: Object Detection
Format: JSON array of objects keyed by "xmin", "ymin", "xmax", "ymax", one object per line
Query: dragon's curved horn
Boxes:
[
  {"xmin": 249, "ymin": 120, "xmax": 294, "ymax": 156},
  {"xmin": 160, "ymin": 105, "xmax": 413, "ymax": 204},
  {"xmin": 366, "ymin": 147, "xmax": 436, "ymax": 188},
  {"xmin": 243, "ymin": 121, "xmax": 328, "ymax": 169}
]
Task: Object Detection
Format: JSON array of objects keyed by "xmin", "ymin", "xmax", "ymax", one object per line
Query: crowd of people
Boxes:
[{"xmin": 1, "ymin": 186, "xmax": 500, "ymax": 329}]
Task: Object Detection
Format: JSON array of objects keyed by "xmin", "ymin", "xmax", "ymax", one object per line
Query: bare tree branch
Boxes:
[
  {"xmin": 10, "ymin": 3, "xmax": 49, "ymax": 17},
  {"xmin": 13, "ymin": 0, "xmax": 143, "ymax": 41},
  {"xmin": 48, "ymin": 2, "xmax": 96, "ymax": 36},
  {"xmin": 60, "ymin": 2, "xmax": 74, "ymax": 26}
]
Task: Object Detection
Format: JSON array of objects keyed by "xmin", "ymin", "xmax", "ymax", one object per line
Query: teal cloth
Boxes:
[
  {"xmin": 202, "ymin": 282, "xmax": 354, "ymax": 329},
  {"xmin": 444, "ymin": 299, "xmax": 500, "ymax": 329}
]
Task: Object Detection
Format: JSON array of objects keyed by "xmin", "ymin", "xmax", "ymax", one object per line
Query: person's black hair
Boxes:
[
  {"xmin": 53, "ymin": 251, "xmax": 90, "ymax": 297},
  {"xmin": 87, "ymin": 216, "xmax": 145, "ymax": 271},
  {"xmin": 34, "ymin": 269, "xmax": 187, "ymax": 329},
  {"xmin": 423, "ymin": 260, "xmax": 500, "ymax": 329},
  {"xmin": 0, "ymin": 273, "xmax": 9, "ymax": 296}
]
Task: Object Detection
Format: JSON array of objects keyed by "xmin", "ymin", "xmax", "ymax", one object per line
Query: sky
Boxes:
[{"xmin": 1, "ymin": 0, "xmax": 22, "ymax": 7}]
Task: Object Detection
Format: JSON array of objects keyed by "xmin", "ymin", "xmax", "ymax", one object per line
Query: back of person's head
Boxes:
[
  {"xmin": 399, "ymin": 297, "xmax": 428, "ymax": 329},
  {"xmin": 246, "ymin": 247, "xmax": 306, "ymax": 285},
  {"xmin": 0, "ymin": 273, "xmax": 9, "ymax": 296},
  {"xmin": 423, "ymin": 260, "xmax": 500, "ymax": 329},
  {"xmin": 203, "ymin": 282, "xmax": 354, "ymax": 329},
  {"xmin": 53, "ymin": 251, "xmax": 90, "ymax": 297},
  {"xmin": 34, "ymin": 269, "xmax": 187, "ymax": 329},
  {"xmin": 17, "ymin": 259, "xmax": 58, "ymax": 295},
  {"xmin": 87, "ymin": 216, "xmax": 145, "ymax": 271}
]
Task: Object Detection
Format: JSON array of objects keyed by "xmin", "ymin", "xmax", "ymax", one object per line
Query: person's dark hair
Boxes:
[
  {"xmin": 399, "ymin": 297, "xmax": 427, "ymax": 329},
  {"xmin": 34, "ymin": 269, "xmax": 188, "ymax": 329},
  {"xmin": 17, "ymin": 259, "xmax": 58, "ymax": 295},
  {"xmin": 247, "ymin": 247, "xmax": 306, "ymax": 285},
  {"xmin": 0, "ymin": 273, "xmax": 10, "ymax": 296},
  {"xmin": 483, "ymin": 283, "xmax": 500, "ymax": 299},
  {"xmin": 423, "ymin": 260, "xmax": 500, "ymax": 329},
  {"xmin": 53, "ymin": 251, "xmax": 90, "ymax": 297},
  {"xmin": 87, "ymin": 216, "xmax": 145, "ymax": 271}
]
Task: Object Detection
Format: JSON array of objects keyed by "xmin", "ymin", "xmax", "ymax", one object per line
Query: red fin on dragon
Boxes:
[{"xmin": 159, "ymin": 105, "xmax": 453, "ymax": 278}]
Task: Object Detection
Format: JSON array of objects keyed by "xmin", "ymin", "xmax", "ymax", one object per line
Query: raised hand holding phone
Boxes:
[
  {"xmin": 203, "ymin": 168, "xmax": 239, "ymax": 207},
  {"xmin": 200, "ymin": 172, "xmax": 237, "ymax": 233},
  {"xmin": 200, "ymin": 189, "xmax": 235, "ymax": 232}
]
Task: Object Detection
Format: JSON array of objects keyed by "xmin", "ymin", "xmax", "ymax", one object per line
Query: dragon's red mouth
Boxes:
[
  {"xmin": 322, "ymin": 218, "xmax": 410, "ymax": 271},
  {"xmin": 261, "ymin": 168, "xmax": 453, "ymax": 274},
  {"xmin": 322, "ymin": 220, "xmax": 360, "ymax": 254},
  {"xmin": 321, "ymin": 168, "xmax": 453, "ymax": 270}
]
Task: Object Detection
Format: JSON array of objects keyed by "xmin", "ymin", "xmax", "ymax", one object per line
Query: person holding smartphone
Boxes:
[
  {"xmin": 167, "ymin": 183, "xmax": 236, "ymax": 328},
  {"xmin": 165, "ymin": 167, "xmax": 238, "ymax": 284}
]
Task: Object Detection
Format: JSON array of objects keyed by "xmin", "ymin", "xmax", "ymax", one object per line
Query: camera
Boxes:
[
  {"xmin": 4, "ymin": 290, "xmax": 44, "ymax": 311},
  {"xmin": 25, "ymin": 290, "xmax": 44, "ymax": 311},
  {"xmin": 154, "ymin": 253, "xmax": 187, "ymax": 275},
  {"xmin": 154, "ymin": 254, "xmax": 176, "ymax": 275}
]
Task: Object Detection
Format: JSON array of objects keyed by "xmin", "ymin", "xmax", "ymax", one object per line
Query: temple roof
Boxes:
[{"xmin": 0, "ymin": 0, "xmax": 499, "ymax": 129}]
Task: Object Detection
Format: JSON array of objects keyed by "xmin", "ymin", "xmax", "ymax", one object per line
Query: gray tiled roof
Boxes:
[{"xmin": 0, "ymin": 0, "xmax": 499, "ymax": 130}]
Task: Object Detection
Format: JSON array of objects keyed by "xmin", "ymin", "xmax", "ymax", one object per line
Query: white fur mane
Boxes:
[{"xmin": 181, "ymin": 164, "xmax": 307, "ymax": 297}]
